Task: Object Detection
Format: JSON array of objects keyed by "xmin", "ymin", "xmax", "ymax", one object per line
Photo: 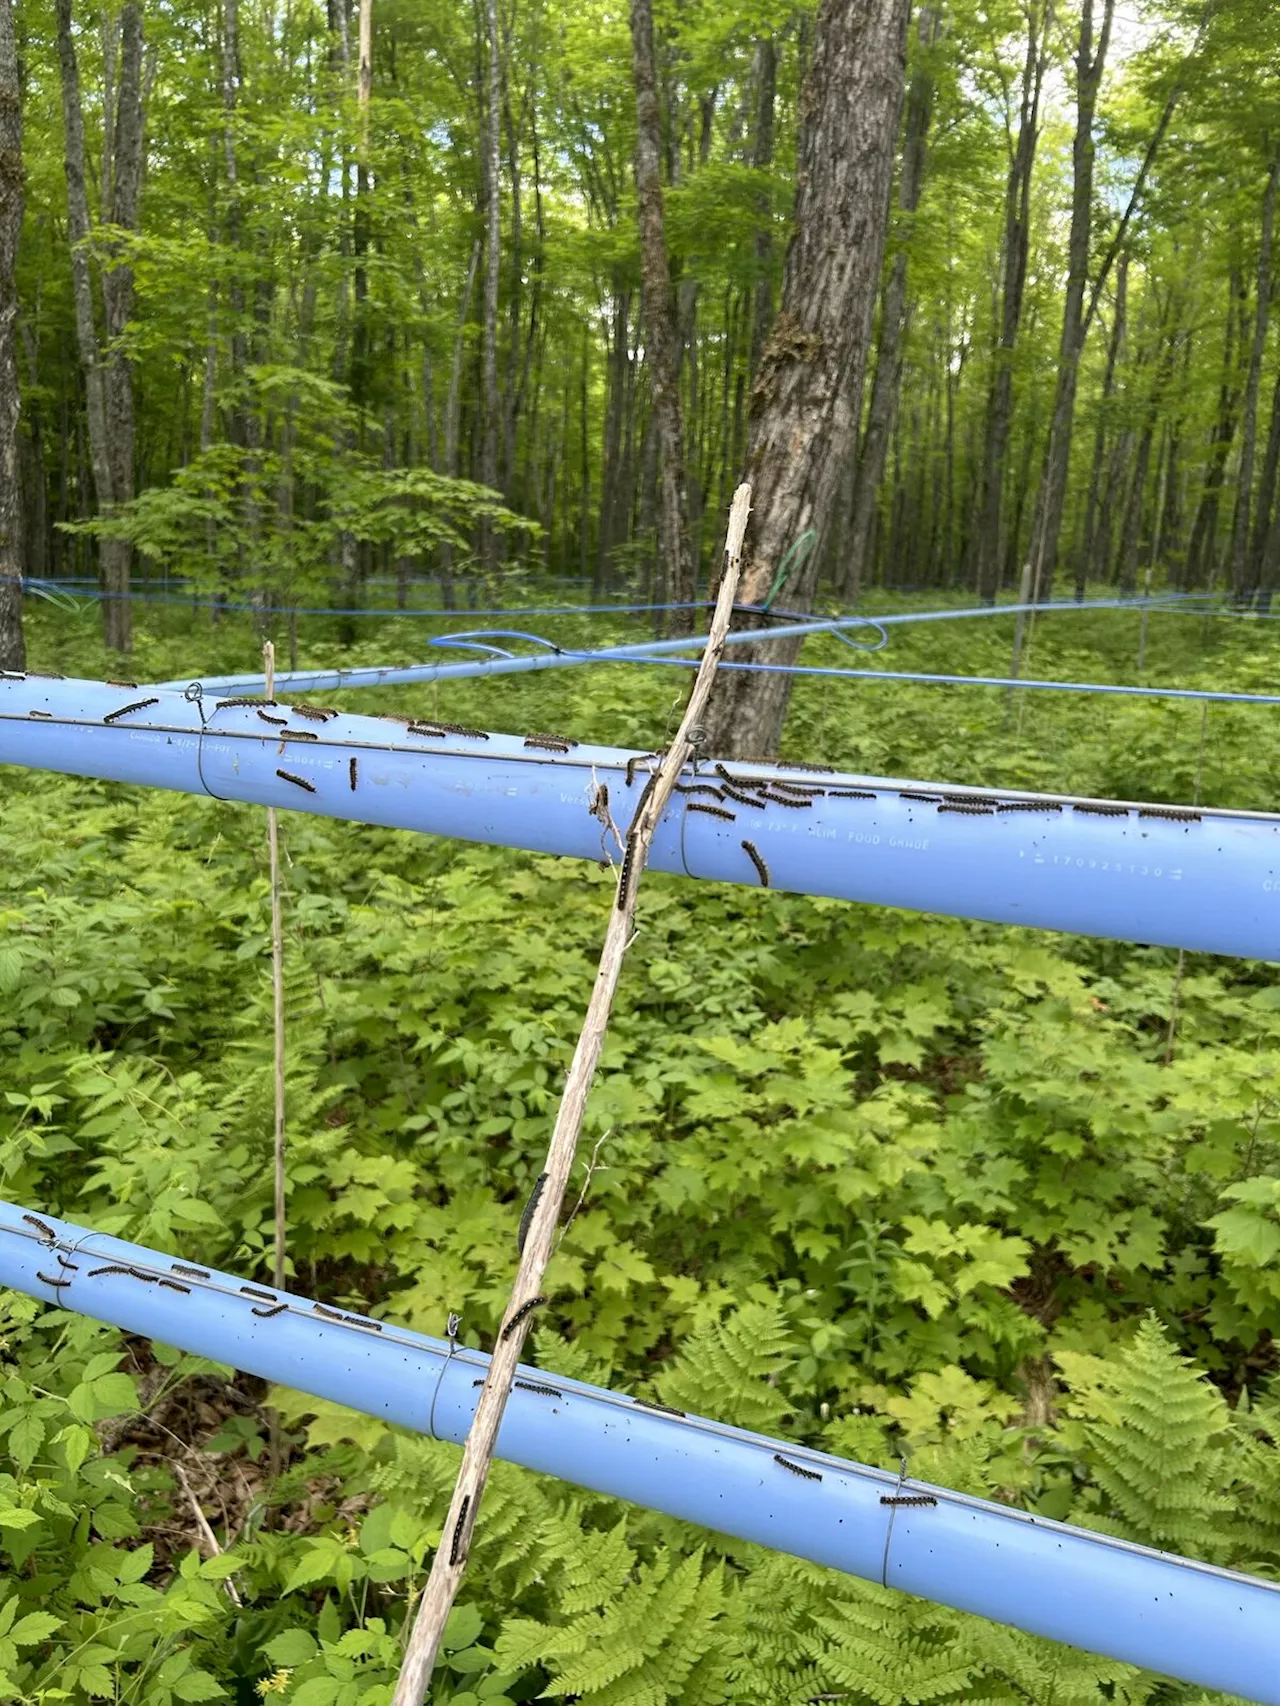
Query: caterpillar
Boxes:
[
  {"xmin": 590, "ymin": 783, "xmax": 609, "ymax": 818},
  {"xmin": 500, "ymin": 1296, "xmax": 547, "ymax": 1341},
  {"xmin": 997, "ymin": 800, "xmax": 1062, "ymax": 813},
  {"xmin": 27, "ymin": 710, "xmax": 52, "ymax": 719},
  {"xmin": 1139, "ymin": 806, "xmax": 1201, "ymax": 822},
  {"xmin": 675, "ymin": 782, "xmax": 726, "ymax": 800},
  {"xmin": 36, "ymin": 1270, "xmax": 71, "ymax": 1289},
  {"xmin": 938, "ymin": 804, "xmax": 995, "ymax": 815},
  {"xmin": 129, "ymin": 1268, "xmax": 158, "ymax": 1283},
  {"xmin": 172, "ymin": 1262, "xmax": 211, "ymax": 1279},
  {"xmin": 742, "ymin": 840, "xmax": 770, "ymax": 887},
  {"xmin": 879, "ymin": 1493, "xmax": 937, "ymax": 1508},
  {"xmin": 87, "ymin": 1264, "xmax": 135, "ymax": 1279},
  {"xmin": 426, "ymin": 721, "xmax": 489, "ymax": 740},
  {"xmin": 515, "ymin": 1380, "xmax": 564, "ymax": 1399},
  {"xmin": 216, "ymin": 695, "xmax": 272, "ymax": 708},
  {"xmin": 240, "ymin": 1286, "xmax": 277, "ymax": 1302},
  {"xmin": 279, "ymin": 729, "xmax": 319, "ymax": 743},
  {"xmin": 472, "ymin": 1378, "xmax": 487, "ymax": 1387},
  {"xmin": 252, "ymin": 1302, "xmax": 288, "ymax": 1319},
  {"xmin": 633, "ymin": 1398, "xmax": 686, "ymax": 1417},
  {"xmin": 1073, "ymin": 803, "xmax": 1129, "ymax": 817},
  {"xmin": 346, "ymin": 1316, "xmax": 382, "ymax": 1331},
  {"xmin": 616, "ymin": 835, "xmax": 638, "ymax": 911},
  {"xmin": 313, "ymin": 1303, "xmax": 345, "ymax": 1322},
  {"xmin": 26, "ymin": 671, "xmax": 65, "ymax": 680},
  {"xmin": 517, "ymin": 1172, "xmax": 548, "ymax": 1254},
  {"xmin": 687, "ymin": 802, "xmax": 736, "ymax": 821},
  {"xmin": 289, "ymin": 704, "xmax": 338, "ymax": 722},
  {"xmin": 777, "ymin": 761, "xmax": 834, "ymax": 773},
  {"xmin": 22, "ymin": 1213, "xmax": 55, "ymax": 1242},
  {"xmin": 768, "ymin": 780, "xmax": 825, "ymax": 796},
  {"xmin": 625, "ymin": 752, "xmax": 657, "ymax": 787},
  {"xmin": 525, "ymin": 733, "xmax": 577, "ymax": 751},
  {"xmin": 257, "ymin": 709, "xmax": 288, "ymax": 726},
  {"xmin": 56, "ymin": 1254, "xmax": 79, "ymax": 1270},
  {"xmin": 158, "ymin": 1278, "xmax": 191, "ymax": 1294},
  {"xmin": 761, "ymin": 792, "xmax": 813, "ymax": 809},
  {"xmin": 106, "ymin": 680, "xmax": 139, "ymax": 689},
  {"xmin": 276, "ymin": 769, "xmax": 317, "ymax": 793},
  {"xmin": 449, "ymin": 1494, "xmax": 471, "ymax": 1566},
  {"xmin": 774, "ymin": 1453, "xmax": 823, "ymax": 1482},
  {"xmin": 721, "ymin": 784, "xmax": 767, "ymax": 808},
  {"xmin": 349, "ymin": 757, "xmax": 358, "ymax": 791},
  {"xmin": 406, "ymin": 723, "xmax": 448, "ymax": 738},
  {"xmin": 828, "ymin": 788, "xmax": 878, "ymax": 800},
  {"xmin": 103, "ymin": 697, "xmax": 159, "ymax": 724},
  {"xmin": 899, "ymin": 790, "xmax": 942, "ymax": 803}
]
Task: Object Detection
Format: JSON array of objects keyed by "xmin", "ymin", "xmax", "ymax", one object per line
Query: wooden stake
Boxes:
[
  {"xmin": 389, "ymin": 482, "xmax": 753, "ymax": 1706},
  {"xmin": 264, "ymin": 640, "xmax": 287, "ymax": 1294}
]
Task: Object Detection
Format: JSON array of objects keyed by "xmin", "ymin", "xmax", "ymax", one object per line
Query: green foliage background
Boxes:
[{"xmin": 0, "ymin": 598, "xmax": 1279, "ymax": 1703}]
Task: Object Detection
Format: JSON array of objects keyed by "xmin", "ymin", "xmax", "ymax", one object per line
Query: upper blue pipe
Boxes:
[
  {"xmin": 0, "ymin": 1202, "xmax": 1274, "ymax": 1702},
  {"xmin": 1, "ymin": 673, "xmax": 1277, "ymax": 958}
]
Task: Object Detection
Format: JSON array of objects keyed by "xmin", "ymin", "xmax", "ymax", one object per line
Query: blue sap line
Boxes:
[{"xmin": 0, "ymin": 1202, "xmax": 1275, "ymax": 1702}]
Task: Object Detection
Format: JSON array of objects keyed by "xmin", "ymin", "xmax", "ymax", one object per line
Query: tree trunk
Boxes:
[
  {"xmin": 440, "ymin": 239, "xmax": 480, "ymax": 603},
  {"xmin": 1185, "ymin": 268, "xmax": 1243, "ymax": 588},
  {"xmin": 478, "ymin": 0, "xmax": 501, "ymax": 574},
  {"xmin": 840, "ymin": 4, "xmax": 940, "ymax": 599},
  {"xmin": 972, "ymin": 4, "xmax": 1048, "ymax": 606},
  {"xmin": 1024, "ymin": 0, "xmax": 1113, "ymax": 604},
  {"xmin": 1229, "ymin": 146, "xmax": 1280, "ymax": 596},
  {"xmin": 630, "ymin": 0, "xmax": 696, "ymax": 629},
  {"xmin": 747, "ymin": 37, "xmax": 777, "ymax": 382},
  {"xmin": 56, "ymin": 0, "xmax": 136, "ymax": 652},
  {"xmin": 702, "ymin": 0, "xmax": 911, "ymax": 757},
  {"xmin": 0, "ymin": 0, "xmax": 24, "ymax": 670}
]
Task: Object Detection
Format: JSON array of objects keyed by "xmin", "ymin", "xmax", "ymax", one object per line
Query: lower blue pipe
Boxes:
[
  {"xmin": 2, "ymin": 674, "xmax": 1278, "ymax": 958},
  {"xmin": 0, "ymin": 1203, "xmax": 1275, "ymax": 1701}
]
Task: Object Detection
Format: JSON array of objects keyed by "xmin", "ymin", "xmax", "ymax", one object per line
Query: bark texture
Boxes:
[
  {"xmin": 702, "ymin": 0, "xmax": 910, "ymax": 757},
  {"xmin": 630, "ymin": 0, "xmax": 696, "ymax": 627},
  {"xmin": 0, "ymin": 0, "xmax": 23, "ymax": 670}
]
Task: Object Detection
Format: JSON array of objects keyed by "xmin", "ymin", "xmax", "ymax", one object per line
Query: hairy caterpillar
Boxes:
[
  {"xmin": 26, "ymin": 671, "xmax": 65, "ymax": 679},
  {"xmin": 407, "ymin": 723, "xmax": 448, "ymax": 738},
  {"xmin": 827, "ymin": 788, "xmax": 878, "ymax": 800},
  {"xmin": 938, "ymin": 804, "xmax": 995, "ymax": 815},
  {"xmin": 899, "ymin": 790, "xmax": 942, "ymax": 803},
  {"xmin": 276, "ymin": 769, "xmax": 317, "ymax": 793},
  {"xmin": 777, "ymin": 761, "xmax": 834, "ymax": 773},
  {"xmin": 216, "ymin": 696, "xmax": 272, "ymax": 708},
  {"xmin": 721, "ymin": 784, "xmax": 766, "ymax": 808},
  {"xmin": 103, "ymin": 697, "xmax": 159, "ymax": 724},
  {"xmin": 880, "ymin": 1493, "xmax": 937, "ymax": 1507},
  {"xmin": 28, "ymin": 710, "xmax": 52, "ymax": 719},
  {"xmin": 346, "ymin": 1316, "xmax": 382, "ymax": 1331},
  {"xmin": 524, "ymin": 733, "xmax": 577, "ymax": 751},
  {"xmin": 517, "ymin": 1172, "xmax": 548, "ymax": 1254},
  {"xmin": 289, "ymin": 704, "xmax": 338, "ymax": 722},
  {"xmin": 515, "ymin": 1380, "xmax": 564, "ymax": 1398},
  {"xmin": 252, "ymin": 1302, "xmax": 288, "ymax": 1319},
  {"xmin": 106, "ymin": 680, "xmax": 139, "ymax": 689},
  {"xmin": 56, "ymin": 1254, "xmax": 79, "ymax": 1270},
  {"xmin": 449, "ymin": 1495, "xmax": 471, "ymax": 1566},
  {"xmin": 425, "ymin": 721, "xmax": 489, "ymax": 740},
  {"xmin": 1073, "ymin": 803, "xmax": 1129, "ymax": 817},
  {"xmin": 349, "ymin": 757, "xmax": 358, "ymax": 791},
  {"xmin": 279, "ymin": 728, "xmax": 319, "ymax": 743},
  {"xmin": 313, "ymin": 1302, "xmax": 345, "ymax": 1321},
  {"xmin": 172, "ymin": 1262, "xmax": 211, "ymax": 1279},
  {"xmin": 241, "ymin": 1286, "xmax": 277, "ymax": 1302},
  {"xmin": 768, "ymin": 780, "xmax": 825, "ymax": 796},
  {"xmin": 616, "ymin": 835, "xmax": 638, "ymax": 910},
  {"xmin": 625, "ymin": 753, "xmax": 656, "ymax": 787},
  {"xmin": 742, "ymin": 840, "xmax": 770, "ymax": 886},
  {"xmin": 500, "ymin": 1296, "xmax": 547, "ymax": 1340},
  {"xmin": 633, "ymin": 1398, "xmax": 686, "ymax": 1417},
  {"xmin": 675, "ymin": 782, "xmax": 726, "ymax": 800},
  {"xmin": 997, "ymin": 800, "xmax": 1062, "ymax": 813},
  {"xmin": 22, "ymin": 1213, "xmax": 55, "ymax": 1242},
  {"xmin": 761, "ymin": 791, "xmax": 813, "ymax": 809},
  {"xmin": 687, "ymin": 802, "xmax": 736, "ymax": 821},
  {"xmin": 257, "ymin": 709, "xmax": 288, "ymax": 726},
  {"xmin": 774, "ymin": 1453, "xmax": 822, "ymax": 1482},
  {"xmin": 36, "ymin": 1270, "xmax": 71, "ymax": 1288},
  {"xmin": 1139, "ymin": 806, "xmax": 1201, "ymax": 821},
  {"xmin": 87, "ymin": 1264, "xmax": 136, "ymax": 1279},
  {"xmin": 158, "ymin": 1278, "xmax": 191, "ymax": 1294}
]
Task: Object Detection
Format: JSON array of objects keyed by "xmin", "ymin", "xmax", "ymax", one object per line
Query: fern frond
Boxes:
[{"xmin": 656, "ymin": 1298, "xmax": 798, "ymax": 1433}]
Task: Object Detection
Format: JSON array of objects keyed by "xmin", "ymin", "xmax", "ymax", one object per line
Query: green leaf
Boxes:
[
  {"xmin": 12, "ymin": 1611, "xmax": 61, "ymax": 1646},
  {"xmin": 264, "ymin": 1629, "xmax": 318, "ymax": 1667}
]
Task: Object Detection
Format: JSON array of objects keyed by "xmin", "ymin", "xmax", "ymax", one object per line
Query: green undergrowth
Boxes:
[{"xmin": 0, "ymin": 598, "xmax": 1278, "ymax": 1703}]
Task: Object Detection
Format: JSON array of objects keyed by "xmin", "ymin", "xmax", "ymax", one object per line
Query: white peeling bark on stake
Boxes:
[{"xmin": 389, "ymin": 481, "xmax": 753, "ymax": 1706}]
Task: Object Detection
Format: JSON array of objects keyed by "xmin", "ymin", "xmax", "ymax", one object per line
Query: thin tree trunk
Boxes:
[
  {"xmin": 630, "ymin": 0, "xmax": 696, "ymax": 628},
  {"xmin": 479, "ymin": 0, "xmax": 501, "ymax": 574},
  {"xmin": 703, "ymin": 0, "xmax": 911, "ymax": 756},
  {"xmin": 439, "ymin": 239, "xmax": 480, "ymax": 603},
  {"xmin": 747, "ymin": 37, "xmax": 776, "ymax": 382},
  {"xmin": 841, "ymin": 4, "xmax": 939, "ymax": 598},
  {"xmin": 973, "ymin": 3, "xmax": 1048, "ymax": 606},
  {"xmin": 1229, "ymin": 146, "xmax": 1280, "ymax": 596},
  {"xmin": 0, "ymin": 0, "xmax": 24, "ymax": 669}
]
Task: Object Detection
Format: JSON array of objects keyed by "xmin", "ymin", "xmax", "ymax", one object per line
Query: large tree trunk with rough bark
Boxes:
[
  {"xmin": 702, "ymin": 0, "xmax": 910, "ymax": 757},
  {"xmin": 55, "ymin": 0, "xmax": 144, "ymax": 654},
  {"xmin": 630, "ymin": 0, "xmax": 696, "ymax": 629},
  {"xmin": 0, "ymin": 0, "xmax": 24, "ymax": 670},
  {"xmin": 839, "ymin": 5, "xmax": 940, "ymax": 598}
]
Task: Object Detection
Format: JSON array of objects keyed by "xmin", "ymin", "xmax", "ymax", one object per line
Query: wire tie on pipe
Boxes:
[
  {"xmin": 881, "ymin": 1455, "xmax": 910, "ymax": 1588},
  {"xmin": 446, "ymin": 1311, "xmax": 461, "ymax": 1356}
]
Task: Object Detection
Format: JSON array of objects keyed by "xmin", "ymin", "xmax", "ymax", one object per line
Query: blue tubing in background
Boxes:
[
  {"xmin": 2, "ymin": 674, "xmax": 1279, "ymax": 959},
  {"xmin": 0, "ymin": 1202, "xmax": 1275, "ymax": 1703}
]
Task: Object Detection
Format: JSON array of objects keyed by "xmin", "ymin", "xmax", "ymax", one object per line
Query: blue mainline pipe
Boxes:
[
  {"xmin": 149, "ymin": 594, "xmax": 1196, "ymax": 695},
  {"xmin": 2, "ymin": 674, "xmax": 1278, "ymax": 959},
  {"xmin": 0, "ymin": 1203, "xmax": 1275, "ymax": 1702}
]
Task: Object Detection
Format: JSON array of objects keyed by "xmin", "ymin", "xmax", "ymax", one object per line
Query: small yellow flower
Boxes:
[{"xmin": 256, "ymin": 1669, "xmax": 293, "ymax": 1697}]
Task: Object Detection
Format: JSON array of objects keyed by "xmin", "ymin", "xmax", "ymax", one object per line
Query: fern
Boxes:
[
  {"xmin": 1083, "ymin": 1315, "xmax": 1233, "ymax": 1557},
  {"xmin": 655, "ymin": 1298, "xmax": 799, "ymax": 1434}
]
